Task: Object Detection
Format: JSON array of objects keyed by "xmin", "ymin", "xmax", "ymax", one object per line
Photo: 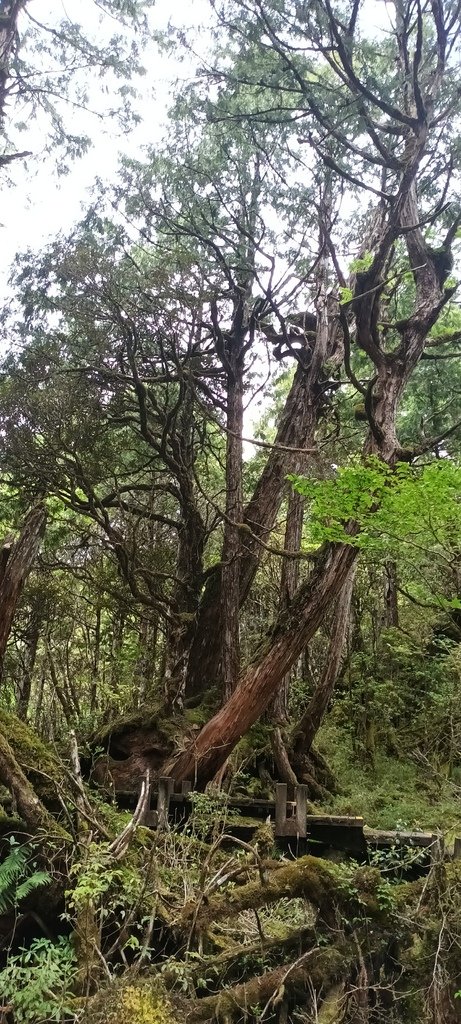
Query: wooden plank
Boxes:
[
  {"xmin": 295, "ymin": 785, "xmax": 308, "ymax": 839},
  {"xmin": 157, "ymin": 776, "xmax": 174, "ymax": 830},
  {"xmin": 275, "ymin": 783, "xmax": 288, "ymax": 836},
  {"xmin": 365, "ymin": 828, "xmax": 434, "ymax": 848},
  {"xmin": 308, "ymin": 815, "xmax": 364, "ymax": 827}
]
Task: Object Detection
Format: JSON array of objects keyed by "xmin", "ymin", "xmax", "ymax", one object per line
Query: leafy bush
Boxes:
[{"xmin": 0, "ymin": 937, "xmax": 76, "ymax": 1023}]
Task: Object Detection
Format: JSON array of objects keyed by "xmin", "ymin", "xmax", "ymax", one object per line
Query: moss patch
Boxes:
[
  {"xmin": 318, "ymin": 721, "xmax": 461, "ymax": 833},
  {"xmin": 81, "ymin": 977, "xmax": 182, "ymax": 1024},
  {"xmin": 0, "ymin": 710, "xmax": 62, "ymax": 804}
]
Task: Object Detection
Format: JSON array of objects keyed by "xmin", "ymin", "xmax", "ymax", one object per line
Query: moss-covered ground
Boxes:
[{"xmin": 318, "ymin": 721, "xmax": 461, "ymax": 835}]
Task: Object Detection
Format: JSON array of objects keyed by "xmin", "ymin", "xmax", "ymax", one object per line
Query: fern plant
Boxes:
[{"xmin": 0, "ymin": 837, "xmax": 51, "ymax": 914}]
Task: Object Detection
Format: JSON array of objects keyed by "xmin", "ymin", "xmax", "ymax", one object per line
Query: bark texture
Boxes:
[
  {"xmin": 186, "ymin": 945, "xmax": 349, "ymax": 1023},
  {"xmin": 168, "ymin": 541, "xmax": 357, "ymax": 784},
  {"xmin": 0, "ymin": 503, "xmax": 47, "ymax": 673},
  {"xmin": 293, "ymin": 566, "xmax": 355, "ymax": 756},
  {"xmin": 184, "ymin": 362, "xmax": 320, "ymax": 700},
  {"xmin": 0, "ymin": 729, "xmax": 57, "ymax": 834}
]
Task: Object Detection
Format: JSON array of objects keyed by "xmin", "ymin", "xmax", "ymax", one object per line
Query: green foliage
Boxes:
[
  {"xmin": 67, "ymin": 841, "xmax": 145, "ymax": 933},
  {"xmin": 187, "ymin": 790, "xmax": 238, "ymax": 841},
  {"xmin": 321, "ymin": 719, "xmax": 461, "ymax": 833},
  {"xmin": 289, "ymin": 459, "xmax": 461, "ymax": 578},
  {"xmin": 0, "ymin": 838, "xmax": 50, "ymax": 914},
  {"xmin": 339, "ymin": 286, "xmax": 354, "ymax": 305},
  {"xmin": 349, "ymin": 251, "xmax": 374, "ymax": 273},
  {"xmin": 2, "ymin": 2, "xmax": 153, "ymax": 169},
  {"xmin": 0, "ymin": 937, "xmax": 76, "ymax": 1023}
]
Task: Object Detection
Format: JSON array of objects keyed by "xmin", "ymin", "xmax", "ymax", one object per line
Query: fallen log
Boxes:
[
  {"xmin": 185, "ymin": 943, "xmax": 351, "ymax": 1022},
  {"xmin": 179, "ymin": 854, "xmax": 382, "ymax": 935}
]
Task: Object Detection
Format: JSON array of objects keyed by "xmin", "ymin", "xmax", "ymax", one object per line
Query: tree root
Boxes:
[
  {"xmin": 185, "ymin": 942, "xmax": 352, "ymax": 1022},
  {"xmin": 179, "ymin": 855, "xmax": 382, "ymax": 936},
  {"xmin": 0, "ymin": 728, "xmax": 63, "ymax": 838}
]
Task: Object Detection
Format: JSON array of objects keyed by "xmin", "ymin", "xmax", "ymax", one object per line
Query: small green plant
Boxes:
[
  {"xmin": 339, "ymin": 285, "xmax": 353, "ymax": 305},
  {"xmin": 0, "ymin": 837, "xmax": 50, "ymax": 913},
  {"xmin": 376, "ymin": 879, "xmax": 397, "ymax": 911},
  {"xmin": 187, "ymin": 789, "xmax": 236, "ymax": 840},
  {"xmin": 369, "ymin": 838, "xmax": 427, "ymax": 877},
  {"xmin": 0, "ymin": 936, "xmax": 76, "ymax": 1023},
  {"xmin": 349, "ymin": 250, "xmax": 374, "ymax": 273}
]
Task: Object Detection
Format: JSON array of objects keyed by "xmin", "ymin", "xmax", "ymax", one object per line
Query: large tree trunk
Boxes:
[
  {"xmin": 185, "ymin": 323, "xmax": 342, "ymax": 703},
  {"xmin": 292, "ymin": 565, "xmax": 355, "ymax": 758},
  {"xmin": 184, "ymin": 362, "xmax": 318, "ymax": 701},
  {"xmin": 16, "ymin": 596, "xmax": 42, "ymax": 720},
  {"xmin": 0, "ymin": 503, "xmax": 47, "ymax": 678},
  {"xmin": 220, "ymin": 339, "xmax": 244, "ymax": 700},
  {"xmin": 168, "ymin": 540, "xmax": 357, "ymax": 785},
  {"xmin": 270, "ymin": 485, "xmax": 304, "ymax": 726},
  {"xmin": 169, "ymin": 158, "xmax": 452, "ymax": 784}
]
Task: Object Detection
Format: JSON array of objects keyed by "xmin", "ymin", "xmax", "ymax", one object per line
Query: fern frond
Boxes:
[
  {"xmin": 0, "ymin": 845, "xmax": 50, "ymax": 914},
  {"xmin": 15, "ymin": 871, "xmax": 51, "ymax": 905},
  {"xmin": 0, "ymin": 846, "xmax": 29, "ymax": 895}
]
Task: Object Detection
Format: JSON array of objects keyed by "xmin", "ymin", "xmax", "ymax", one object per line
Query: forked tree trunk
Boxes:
[
  {"xmin": 169, "ymin": 166, "xmax": 450, "ymax": 784},
  {"xmin": 184, "ymin": 362, "xmax": 318, "ymax": 701},
  {"xmin": 185, "ymin": 312, "xmax": 343, "ymax": 703},
  {"xmin": 0, "ymin": 503, "xmax": 47, "ymax": 677},
  {"xmin": 168, "ymin": 541, "xmax": 357, "ymax": 784}
]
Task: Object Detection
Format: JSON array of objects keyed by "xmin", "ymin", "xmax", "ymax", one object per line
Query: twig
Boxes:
[{"xmin": 107, "ymin": 770, "xmax": 151, "ymax": 860}]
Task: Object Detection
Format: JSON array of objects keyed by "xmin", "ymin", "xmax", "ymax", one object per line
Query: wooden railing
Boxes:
[{"xmin": 139, "ymin": 776, "xmax": 458, "ymax": 863}]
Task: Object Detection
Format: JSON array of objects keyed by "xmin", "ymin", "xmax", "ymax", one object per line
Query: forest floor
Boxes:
[{"xmin": 319, "ymin": 721, "xmax": 461, "ymax": 835}]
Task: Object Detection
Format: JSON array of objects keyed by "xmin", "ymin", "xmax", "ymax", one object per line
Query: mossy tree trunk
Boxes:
[{"xmin": 0, "ymin": 503, "xmax": 46, "ymax": 680}]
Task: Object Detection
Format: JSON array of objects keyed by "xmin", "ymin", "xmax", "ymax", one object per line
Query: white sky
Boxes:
[{"xmin": 0, "ymin": 0, "xmax": 212, "ymax": 291}]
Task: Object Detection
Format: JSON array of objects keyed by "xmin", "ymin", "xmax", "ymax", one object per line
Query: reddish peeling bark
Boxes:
[
  {"xmin": 168, "ymin": 118, "xmax": 454, "ymax": 786},
  {"xmin": 185, "ymin": 332, "xmax": 342, "ymax": 701},
  {"xmin": 185, "ymin": 362, "xmax": 318, "ymax": 700},
  {"xmin": 167, "ymin": 541, "xmax": 357, "ymax": 785},
  {"xmin": 293, "ymin": 566, "xmax": 355, "ymax": 757}
]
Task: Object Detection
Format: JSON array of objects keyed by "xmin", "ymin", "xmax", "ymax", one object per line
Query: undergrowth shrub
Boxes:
[{"xmin": 0, "ymin": 936, "xmax": 76, "ymax": 1023}]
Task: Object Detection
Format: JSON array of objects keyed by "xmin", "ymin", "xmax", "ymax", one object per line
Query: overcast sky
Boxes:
[{"xmin": 0, "ymin": 0, "xmax": 212, "ymax": 290}]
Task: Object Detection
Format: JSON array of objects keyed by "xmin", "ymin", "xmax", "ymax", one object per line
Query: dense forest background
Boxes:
[{"xmin": 1, "ymin": 1, "xmax": 461, "ymax": 1021}]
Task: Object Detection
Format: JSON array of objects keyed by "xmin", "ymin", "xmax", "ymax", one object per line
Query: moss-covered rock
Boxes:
[
  {"xmin": 81, "ymin": 977, "xmax": 183, "ymax": 1024},
  {"xmin": 0, "ymin": 710, "xmax": 62, "ymax": 804}
]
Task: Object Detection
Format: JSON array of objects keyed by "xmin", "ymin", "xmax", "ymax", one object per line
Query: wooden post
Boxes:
[
  {"xmin": 157, "ymin": 776, "xmax": 174, "ymax": 830},
  {"xmin": 275, "ymin": 783, "xmax": 288, "ymax": 836},
  {"xmin": 181, "ymin": 780, "xmax": 192, "ymax": 796},
  {"xmin": 430, "ymin": 834, "xmax": 445, "ymax": 865},
  {"xmin": 295, "ymin": 785, "xmax": 308, "ymax": 839},
  {"xmin": 453, "ymin": 837, "xmax": 461, "ymax": 860},
  {"xmin": 275, "ymin": 784, "xmax": 307, "ymax": 838}
]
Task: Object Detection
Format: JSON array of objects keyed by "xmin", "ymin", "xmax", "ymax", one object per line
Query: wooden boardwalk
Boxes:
[{"xmin": 132, "ymin": 777, "xmax": 457, "ymax": 864}]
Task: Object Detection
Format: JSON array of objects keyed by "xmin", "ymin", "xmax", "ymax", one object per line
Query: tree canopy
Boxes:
[{"xmin": 1, "ymin": 2, "xmax": 461, "ymax": 1021}]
